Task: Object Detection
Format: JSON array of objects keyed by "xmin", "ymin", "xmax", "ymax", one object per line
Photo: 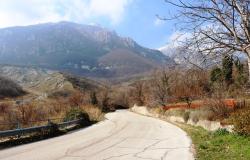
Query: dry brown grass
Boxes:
[
  {"xmin": 80, "ymin": 104, "xmax": 104, "ymax": 122},
  {"xmin": 231, "ymin": 105, "xmax": 250, "ymax": 135},
  {"xmin": 68, "ymin": 91, "xmax": 86, "ymax": 107},
  {"xmin": 0, "ymin": 90, "xmax": 106, "ymax": 131},
  {"xmin": 0, "ymin": 103, "xmax": 11, "ymax": 115},
  {"xmin": 203, "ymin": 99, "xmax": 232, "ymax": 120}
]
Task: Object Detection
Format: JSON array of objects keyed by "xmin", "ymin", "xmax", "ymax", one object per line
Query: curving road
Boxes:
[{"xmin": 0, "ymin": 110, "xmax": 194, "ymax": 160}]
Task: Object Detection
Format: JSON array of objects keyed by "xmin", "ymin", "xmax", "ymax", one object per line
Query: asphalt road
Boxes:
[{"xmin": 0, "ymin": 110, "xmax": 194, "ymax": 160}]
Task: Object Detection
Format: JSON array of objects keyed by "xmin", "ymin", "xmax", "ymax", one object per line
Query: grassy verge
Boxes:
[{"xmin": 178, "ymin": 124, "xmax": 250, "ymax": 160}]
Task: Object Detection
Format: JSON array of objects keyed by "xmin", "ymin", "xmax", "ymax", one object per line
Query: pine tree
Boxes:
[
  {"xmin": 222, "ymin": 55, "xmax": 233, "ymax": 86},
  {"xmin": 210, "ymin": 67, "xmax": 222, "ymax": 83}
]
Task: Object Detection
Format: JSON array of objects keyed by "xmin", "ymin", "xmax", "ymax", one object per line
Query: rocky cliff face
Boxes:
[{"xmin": 0, "ymin": 21, "xmax": 173, "ymax": 79}]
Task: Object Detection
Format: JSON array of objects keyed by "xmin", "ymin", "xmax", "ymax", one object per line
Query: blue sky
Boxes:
[
  {"xmin": 114, "ymin": 0, "xmax": 178, "ymax": 49},
  {"xmin": 0, "ymin": 0, "xmax": 179, "ymax": 49}
]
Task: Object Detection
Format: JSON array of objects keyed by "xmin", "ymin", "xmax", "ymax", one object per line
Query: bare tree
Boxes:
[
  {"xmin": 132, "ymin": 81, "xmax": 146, "ymax": 106},
  {"xmin": 171, "ymin": 69, "xmax": 208, "ymax": 107},
  {"xmin": 163, "ymin": 0, "xmax": 250, "ymax": 80},
  {"xmin": 152, "ymin": 70, "xmax": 171, "ymax": 106},
  {"xmin": 99, "ymin": 87, "xmax": 113, "ymax": 112}
]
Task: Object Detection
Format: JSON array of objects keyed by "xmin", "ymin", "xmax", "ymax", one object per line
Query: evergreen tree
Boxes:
[
  {"xmin": 234, "ymin": 58, "xmax": 247, "ymax": 86},
  {"xmin": 222, "ymin": 55, "xmax": 233, "ymax": 86},
  {"xmin": 210, "ymin": 67, "xmax": 222, "ymax": 83}
]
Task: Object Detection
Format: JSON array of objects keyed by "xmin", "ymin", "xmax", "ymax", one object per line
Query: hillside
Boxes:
[
  {"xmin": 0, "ymin": 76, "xmax": 25, "ymax": 99},
  {"xmin": 0, "ymin": 21, "xmax": 173, "ymax": 79},
  {"xmin": 0, "ymin": 65, "xmax": 102, "ymax": 96}
]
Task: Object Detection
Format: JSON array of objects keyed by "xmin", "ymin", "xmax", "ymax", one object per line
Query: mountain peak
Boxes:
[{"xmin": 0, "ymin": 22, "xmax": 173, "ymax": 79}]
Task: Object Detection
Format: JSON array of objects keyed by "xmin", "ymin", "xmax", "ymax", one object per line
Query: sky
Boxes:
[{"xmin": 0, "ymin": 0, "xmax": 179, "ymax": 49}]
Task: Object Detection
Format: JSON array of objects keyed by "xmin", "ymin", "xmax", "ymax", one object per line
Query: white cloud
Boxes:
[
  {"xmin": 89, "ymin": 0, "xmax": 131, "ymax": 24},
  {"xmin": 154, "ymin": 18, "xmax": 165, "ymax": 26},
  {"xmin": 0, "ymin": 0, "xmax": 132, "ymax": 28}
]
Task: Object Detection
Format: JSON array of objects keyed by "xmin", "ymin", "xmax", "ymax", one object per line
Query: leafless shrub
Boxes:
[
  {"xmin": 231, "ymin": 105, "xmax": 250, "ymax": 135},
  {"xmin": 2, "ymin": 110, "xmax": 19, "ymax": 130},
  {"xmin": 191, "ymin": 115, "xmax": 199, "ymax": 124},
  {"xmin": 170, "ymin": 69, "xmax": 209, "ymax": 107},
  {"xmin": 68, "ymin": 91, "xmax": 86, "ymax": 107},
  {"xmin": 98, "ymin": 87, "xmax": 113, "ymax": 112},
  {"xmin": 151, "ymin": 70, "xmax": 171, "ymax": 106},
  {"xmin": 131, "ymin": 81, "xmax": 146, "ymax": 106},
  {"xmin": 50, "ymin": 99, "xmax": 70, "ymax": 115},
  {"xmin": 110, "ymin": 90, "xmax": 130, "ymax": 109},
  {"xmin": 203, "ymin": 99, "xmax": 232, "ymax": 121},
  {"xmin": 0, "ymin": 103, "xmax": 11, "ymax": 114},
  {"xmin": 17, "ymin": 103, "xmax": 38, "ymax": 125},
  {"xmin": 80, "ymin": 104, "xmax": 104, "ymax": 122}
]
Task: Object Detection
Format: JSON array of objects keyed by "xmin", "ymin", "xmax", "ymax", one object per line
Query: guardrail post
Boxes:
[
  {"xmin": 16, "ymin": 121, "xmax": 21, "ymax": 138},
  {"xmin": 16, "ymin": 121, "xmax": 20, "ymax": 129},
  {"xmin": 48, "ymin": 119, "xmax": 52, "ymax": 126}
]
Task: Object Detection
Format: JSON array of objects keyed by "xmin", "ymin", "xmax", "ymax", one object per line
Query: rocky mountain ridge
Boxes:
[{"xmin": 0, "ymin": 21, "xmax": 173, "ymax": 79}]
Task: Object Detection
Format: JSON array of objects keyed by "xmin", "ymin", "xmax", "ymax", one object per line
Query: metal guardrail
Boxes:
[
  {"xmin": 0, "ymin": 119, "xmax": 83, "ymax": 138},
  {"xmin": 57, "ymin": 119, "xmax": 83, "ymax": 128}
]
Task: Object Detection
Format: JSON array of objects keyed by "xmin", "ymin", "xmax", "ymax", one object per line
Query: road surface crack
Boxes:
[
  {"xmin": 103, "ymin": 153, "xmax": 132, "ymax": 160},
  {"xmin": 133, "ymin": 140, "xmax": 162, "ymax": 160},
  {"xmin": 64, "ymin": 122, "xmax": 128, "ymax": 157},
  {"xmin": 161, "ymin": 150, "xmax": 169, "ymax": 160}
]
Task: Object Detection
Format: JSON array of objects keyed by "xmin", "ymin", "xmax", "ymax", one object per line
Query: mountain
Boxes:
[
  {"xmin": 0, "ymin": 21, "xmax": 172, "ymax": 79},
  {"xmin": 159, "ymin": 44, "xmax": 183, "ymax": 64},
  {"xmin": 0, "ymin": 64, "xmax": 103, "ymax": 96},
  {"xmin": 159, "ymin": 44, "xmax": 216, "ymax": 69}
]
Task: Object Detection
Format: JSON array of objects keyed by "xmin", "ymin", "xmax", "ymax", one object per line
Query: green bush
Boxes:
[
  {"xmin": 210, "ymin": 67, "xmax": 222, "ymax": 83},
  {"xmin": 231, "ymin": 108, "xmax": 250, "ymax": 135},
  {"xmin": 222, "ymin": 55, "xmax": 233, "ymax": 85},
  {"xmin": 214, "ymin": 128, "xmax": 229, "ymax": 136},
  {"xmin": 183, "ymin": 111, "xmax": 190, "ymax": 123},
  {"xmin": 64, "ymin": 108, "xmax": 90, "ymax": 122}
]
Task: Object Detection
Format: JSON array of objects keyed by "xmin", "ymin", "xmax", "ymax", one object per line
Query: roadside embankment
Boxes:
[{"xmin": 131, "ymin": 105, "xmax": 233, "ymax": 132}]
